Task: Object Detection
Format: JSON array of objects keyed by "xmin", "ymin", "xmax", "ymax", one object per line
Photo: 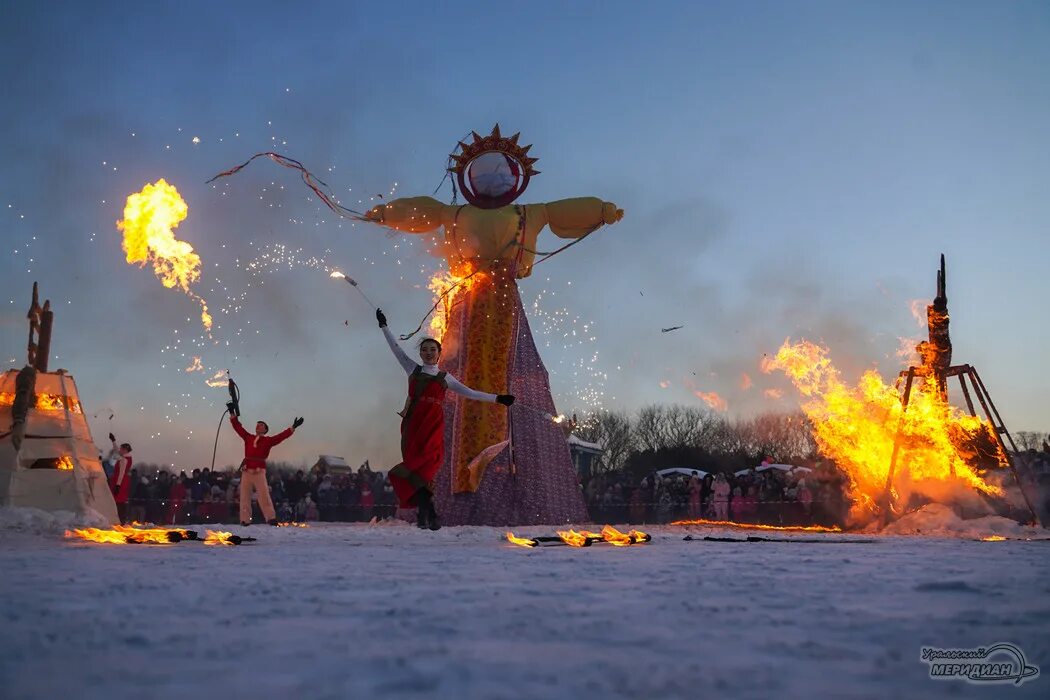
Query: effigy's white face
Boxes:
[{"xmin": 467, "ymin": 152, "xmax": 520, "ymax": 198}]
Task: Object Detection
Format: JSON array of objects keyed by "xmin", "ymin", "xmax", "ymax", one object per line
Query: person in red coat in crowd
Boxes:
[
  {"xmin": 228, "ymin": 412, "xmax": 302, "ymax": 525},
  {"xmin": 167, "ymin": 475, "xmax": 188, "ymax": 524},
  {"xmin": 359, "ymin": 480, "xmax": 375, "ymax": 522},
  {"xmin": 376, "ymin": 308, "xmax": 514, "ymax": 530},
  {"xmin": 107, "ymin": 433, "xmax": 133, "ymax": 523}
]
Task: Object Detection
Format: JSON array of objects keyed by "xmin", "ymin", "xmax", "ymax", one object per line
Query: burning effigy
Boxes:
[
  {"xmin": 763, "ymin": 256, "xmax": 1039, "ymax": 529},
  {"xmin": 212, "ymin": 126, "xmax": 624, "ymax": 527}
]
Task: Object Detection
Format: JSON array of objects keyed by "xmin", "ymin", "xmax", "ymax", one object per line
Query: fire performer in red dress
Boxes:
[
  {"xmin": 107, "ymin": 435, "xmax": 133, "ymax": 523},
  {"xmin": 228, "ymin": 413, "xmax": 303, "ymax": 525},
  {"xmin": 377, "ymin": 308, "xmax": 514, "ymax": 529}
]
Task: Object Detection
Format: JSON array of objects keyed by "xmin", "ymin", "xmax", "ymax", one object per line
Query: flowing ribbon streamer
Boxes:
[{"xmin": 207, "ymin": 152, "xmax": 369, "ymax": 220}]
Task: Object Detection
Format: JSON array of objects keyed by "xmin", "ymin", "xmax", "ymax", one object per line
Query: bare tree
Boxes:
[
  {"xmin": 575, "ymin": 410, "xmax": 635, "ymax": 474},
  {"xmin": 730, "ymin": 411, "xmax": 816, "ymax": 462},
  {"xmin": 1015, "ymin": 431, "xmax": 1048, "ymax": 452},
  {"xmin": 634, "ymin": 405, "xmax": 666, "ymax": 453}
]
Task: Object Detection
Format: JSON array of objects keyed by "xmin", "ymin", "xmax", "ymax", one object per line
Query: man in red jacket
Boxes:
[{"xmin": 229, "ymin": 413, "xmax": 303, "ymax": 525}]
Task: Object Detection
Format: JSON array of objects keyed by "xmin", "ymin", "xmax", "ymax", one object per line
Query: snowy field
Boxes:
[{"xmin": 1, "ymin": 507, "xmax": 1047, "ymax": 700}]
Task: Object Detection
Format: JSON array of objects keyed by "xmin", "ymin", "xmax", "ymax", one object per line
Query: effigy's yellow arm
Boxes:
[
  {"xmin": 365, "ymin": 196, "xmax": 452, "ymax": 234},
  {"xmin": 540, "ymin": 197, "xmax": 624, "ymax": 239}
]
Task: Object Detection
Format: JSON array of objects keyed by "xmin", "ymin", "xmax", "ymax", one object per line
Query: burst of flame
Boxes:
[
  {"xmin": 56, "ymin": 456, "xmax": 74, "ymax": 471},
  {"xmin": 0, "ymin": 392, "xmax": 83, "ymax": 414},
  {"xmin": 427, "ymin": 265, "xmax": 483, "ymax": 342},
  {"xmin": 981, "ymin": 535, "xmax": 1007, "ymax": 541},
  {"xmin": 555, "ymin": 529, "xmax": 592, "ymax": 547},
  {"xmin": 117, "ymin": 179, "xmax": 212, "ymax": 331},
  {"xmin": 551, "ymin": 414, "xmax": 567, "ymax": 424},
  {"xmin": 185, "ymin": 356, "xmax": 203, "ymax": 373},
  {"xmin": 203, "ymin": 530, "xmax": 235, "ymax": 546},
  {"xmin": 329, "ymin": 271, "xmax": 346, "ymax": 279},
  {"xmin": 506, "ymin": 532, "xmax": 538, "ymax": 547},
  {"xmin": 670, "ymin": 518, "xmax": 842, "ymax": 533},
  {"xmin": 763, "ymin": 339, "xmax": 1004, "ymax": 524}
]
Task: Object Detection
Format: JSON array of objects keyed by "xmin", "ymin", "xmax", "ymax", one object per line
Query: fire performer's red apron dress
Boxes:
[
  {"xmin": 109, "ymin": 455, "xmax": 132, "ymax": 504},
  {"xmin": 390, "ymin": 366, "xmax": 448, "ymax": 508}
]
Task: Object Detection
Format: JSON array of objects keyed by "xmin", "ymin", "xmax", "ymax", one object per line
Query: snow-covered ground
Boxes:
[{"xmin": 1, "ymin": 506, "xmax": 1047, "ymax": 700}]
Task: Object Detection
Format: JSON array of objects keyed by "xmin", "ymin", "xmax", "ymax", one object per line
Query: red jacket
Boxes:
[{"xmin": 230, "ymin": 416, "xmax": 294, "ymax": 470}]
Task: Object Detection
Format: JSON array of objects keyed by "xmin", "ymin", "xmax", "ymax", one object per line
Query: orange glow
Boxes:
[
  {"xmin": 185, "ymin": 357, "xmax": 203, "ymax": 373},
  {"xmin": 117, "ymin": 179, "xmax": 212, "ymax": 331},
  {"xmin": 740, "ymin": 373, "xmax": 753, "ymax": 391},
  {"xmin": 981, "ymin": 535, "xmax": 1007, "ymax": 542},
  {"xmin": 670, "ymin": 518, "xmax": 843, "ymax": 533},
  {"xmin": 427, "ymin": 265, "xmax": 483, "ymax": 342},
  {"xmin": 505, "ymin": 532, "xmax": 538, "ymax": 547},
  {"xmin": 694, "ymin": 390, "xmax": 727, "ymax": 412},
  {"xmin": 763, "ymin": 339, "xmax": 1004, "ymax": 524},
  {"xmin": 0, "ymin": 392, "xmax": 84, "ymax": 414},
  {"xmin": 56, "ymin": 456, "xmax": 74, "ymax": 471},
  {"xmin": 763, "ymin": 388, "xmax": 783, "ymax": 400}
]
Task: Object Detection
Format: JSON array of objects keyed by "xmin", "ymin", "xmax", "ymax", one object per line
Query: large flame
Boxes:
[
  {"xmin": 763, "ymin": 339, "xmax": 1004, "ymax": 524},
  {"xmin": 56, "ymin": 456, "xmax": 74, "ymax": 471},
  {"xmin": 118, "ymin": 179, "xmax": 212, "ymax": 331},
  {"xmin": 427, "ymin": 265, "xmax": 483, "ymax": 341}
]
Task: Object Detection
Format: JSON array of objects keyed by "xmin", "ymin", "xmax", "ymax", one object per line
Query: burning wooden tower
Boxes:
[
  {"xmin": 0, "ymin": 283, "xmax": 119, "ymax": 523},
  {"xmin": 883, "ymin": 255, "xmax": 1039, "ymax": 525}
]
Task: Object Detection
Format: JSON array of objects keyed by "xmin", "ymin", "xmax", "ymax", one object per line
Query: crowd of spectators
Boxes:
[
  {"xmin": 107, "ymin": 461, "xmax": 398, "ymax": 526},
  {"xmin": 103, "ymin": 442, "xmax": 1050, "ymax": 528},
  {"xmin": 584, "ymin": 461, "xmax": 849, "ymax": 527}
]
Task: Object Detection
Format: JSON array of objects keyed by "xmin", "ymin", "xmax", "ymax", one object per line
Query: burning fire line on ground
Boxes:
[
  {"xmin": 65, "ymin": 525, "xmax": 255, "ymax": 546},
  {"xmin": 505, "ymin": 525, "xmax": 650, "ymax": 548},
  {"xmin": 670, "ymin": 518, "xmax": 843, "ymax": 534}
]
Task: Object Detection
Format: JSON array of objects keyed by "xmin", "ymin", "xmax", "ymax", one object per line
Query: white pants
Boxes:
[{"xmin": 239, "ymin": 469, "xmax": 276, "ymax": 523}]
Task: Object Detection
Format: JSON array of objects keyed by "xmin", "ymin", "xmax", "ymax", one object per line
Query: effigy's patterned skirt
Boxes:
[{"xmin": 433, "ymin": 273, "xmax": 588, "ymax": 526}]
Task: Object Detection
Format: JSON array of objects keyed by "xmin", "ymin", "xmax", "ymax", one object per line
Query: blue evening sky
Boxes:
[{"xmin": 1, "ymin": 1, "xmax": 1047, "ymax": 470}]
